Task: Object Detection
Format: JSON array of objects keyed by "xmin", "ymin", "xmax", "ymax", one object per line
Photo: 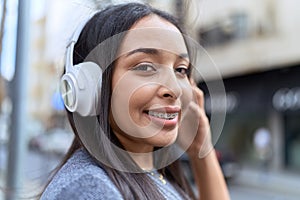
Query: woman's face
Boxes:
[{"xmin": 109, "ymin": 15, "xmax": 193, "ymax": 153}]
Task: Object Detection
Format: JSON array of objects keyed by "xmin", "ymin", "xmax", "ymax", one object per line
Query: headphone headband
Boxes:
[
  {"xmin": 65, "ymin": 13, "xmax": 96, "ymax": 72},
  {"xmin": 60, "ymin": 12, "xmax": 102, "ymax": 116}
]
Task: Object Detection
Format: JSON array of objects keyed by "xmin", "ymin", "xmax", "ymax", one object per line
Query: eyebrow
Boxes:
[
  {"xmin": 178, "ymin": 53, "xmax": 189, "ymax": 60},
  {"xmin": 125, "ymin": 48, "xmax": 189, "ymax": 60},
  {"xmin": 126, "ymin": 48, "xmax": 159, "ymax": 57}
]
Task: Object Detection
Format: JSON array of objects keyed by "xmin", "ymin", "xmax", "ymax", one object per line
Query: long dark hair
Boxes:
[{"xmin": 45, "ymin": 3, "xmax": 196, "ymax": 200}]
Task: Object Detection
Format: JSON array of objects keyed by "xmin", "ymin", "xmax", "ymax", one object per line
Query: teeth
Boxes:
[{"xmin": 148, "ymin": 111, "xmax": 178, "ymax": 119}]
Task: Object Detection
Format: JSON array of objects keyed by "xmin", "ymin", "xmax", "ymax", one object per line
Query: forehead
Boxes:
[{"xmin": 118, "ymin": 15, "xmax": 188, "ymax": 57}]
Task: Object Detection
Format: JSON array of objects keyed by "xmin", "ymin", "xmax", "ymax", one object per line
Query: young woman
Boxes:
[{"xmin": 40, "ymin": 2, "xmax": 230, "ymax": 200}]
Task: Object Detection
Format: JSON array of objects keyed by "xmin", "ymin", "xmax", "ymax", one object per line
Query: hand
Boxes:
[{"xmin": 177, "ymin": 79, "xmax": 213, "ymax": 159}]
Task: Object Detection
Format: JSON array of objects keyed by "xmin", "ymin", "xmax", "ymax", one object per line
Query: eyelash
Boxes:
[
  {"xmin": 132, "ymin": 63, "xmax": 156, "ymax": 72},
  {"xmin": 175, "ymin": 66, "xmax": 190, "ymax": 77},
  {"xmin": 132, "ymin": 63, "xmax": 190, "ymax": 77}
]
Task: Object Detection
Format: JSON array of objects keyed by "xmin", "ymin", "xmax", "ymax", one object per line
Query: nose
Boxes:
[{"xmin": 157, "ymin": 70, "xmax": 182, "ymax": 100}]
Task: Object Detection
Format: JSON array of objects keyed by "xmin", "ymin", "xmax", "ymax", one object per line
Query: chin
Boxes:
[{"xmin": 152, "ymin": 130, "xmax": 178, "ymax": 147}]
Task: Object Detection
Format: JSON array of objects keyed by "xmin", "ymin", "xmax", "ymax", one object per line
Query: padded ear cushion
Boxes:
[{"xmin": 60, "ymin": 62, "xmax": 102, "ymax": 116}]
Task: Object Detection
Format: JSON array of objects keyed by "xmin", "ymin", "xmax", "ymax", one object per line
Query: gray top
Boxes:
[{"xmin": 40, "ymin": 149, "xmax": 188, "ymax": 200}]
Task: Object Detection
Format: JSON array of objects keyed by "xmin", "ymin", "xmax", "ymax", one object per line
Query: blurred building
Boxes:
[
  {"xmin": 2, "ymin": 0, "xmax": 299, "ymax": 179},
  {"xmin": 185, "ymin": 0, "xmax": 300, "ymax": 172}
]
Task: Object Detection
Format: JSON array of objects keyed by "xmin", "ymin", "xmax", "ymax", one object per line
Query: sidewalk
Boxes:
[{"xmin": 231, "ymin": 167, "xmax": 300, "ymax": 197}]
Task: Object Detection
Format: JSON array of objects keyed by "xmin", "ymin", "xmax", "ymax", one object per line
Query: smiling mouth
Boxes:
[{"xmin": 147, "ymin": 110, "xmax": 179, "ymax": 120}]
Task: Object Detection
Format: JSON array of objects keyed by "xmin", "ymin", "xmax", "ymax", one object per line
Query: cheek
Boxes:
[
  {"xmin": 110, "ymin": 84, "xmax": 165, "ymax": 139},
  {"xmin": 111, "ymin": 69, "xmax": 157, "ymax": 108},
  {"xmin": 129, "ymin": 85, "xmax": 157, "ymax": 110},
  {"xmin": 111, "ymin": 83, "xmax": 157, "ymax": 127}
]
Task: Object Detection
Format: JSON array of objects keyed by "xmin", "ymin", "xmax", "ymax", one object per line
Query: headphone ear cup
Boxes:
[{"xmin": 60, "ymin": 62, "xmax": 102, "ymax": 116}]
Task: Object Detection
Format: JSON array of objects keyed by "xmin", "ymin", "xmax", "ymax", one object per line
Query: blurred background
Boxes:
[{"xmin": 0, "ymin": 0, "xmax": 300, "ymax": 199}]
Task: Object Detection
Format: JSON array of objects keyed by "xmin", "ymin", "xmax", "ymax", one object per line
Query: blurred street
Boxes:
[
  {"xmin": 1, "ymin": 0, "xmax": 300, "ymax": 199},
  {"xmin": 228, "ymin": 168, "xmax": 300, "ymax": 200},
  {"xmin": 229, "ymin": 185, "xmax": 299, "ymax": 200},
  {"xmin": 1, "ymin": 143, "xmax": 300, "ymax": 200}
]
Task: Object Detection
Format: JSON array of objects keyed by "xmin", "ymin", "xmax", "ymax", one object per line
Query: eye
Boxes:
[
  {"xmin": 175, "ymin": 65, "xmax": 190, "ymax": 77},
  {"xmin": 132, "ymin": 63, "xmax": 156, "ymax": 72}
]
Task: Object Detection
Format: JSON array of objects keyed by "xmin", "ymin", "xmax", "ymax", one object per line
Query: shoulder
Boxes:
[{"xmin": 40, "ymin": 149, "xmax": 123, "ymax": 200}]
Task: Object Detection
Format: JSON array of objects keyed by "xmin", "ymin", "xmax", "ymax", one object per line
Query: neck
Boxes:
[
  {"xmin": 112, "ymin": 129, "xmax": 155, "ymax": 169},
  {"xmin": 128, "ymin": 151, "xmax": 154, "ymax": 170}
]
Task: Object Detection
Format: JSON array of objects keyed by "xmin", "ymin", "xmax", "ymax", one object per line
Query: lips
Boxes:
[
  {"xmin": 143, "ymin": 106, "xmax": 180, "ymax": 128},
  {"xmin": 148, "ymin": 110, "xmax": 178, "ymax": 120}
]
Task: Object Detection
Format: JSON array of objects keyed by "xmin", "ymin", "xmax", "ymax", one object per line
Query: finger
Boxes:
[
  {"xmin": 189, "ymin": 77, "xmax": 196, "ymax": 86},
  {"xmin": 187, "ymin": 101, "xmax": 202, "ymax": 118},
  {"xmin": 193, "ymin": 86, "xmax": 204, "ymax": 109},
  {"xmin": 188, "ymin": 78, "xmax": 205, "ymax": 110}
]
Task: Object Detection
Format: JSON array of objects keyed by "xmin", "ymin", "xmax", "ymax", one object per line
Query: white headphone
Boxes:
[{"xmin": 60, "ymin": 16, "xmax": 102, "ymax": 116}]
